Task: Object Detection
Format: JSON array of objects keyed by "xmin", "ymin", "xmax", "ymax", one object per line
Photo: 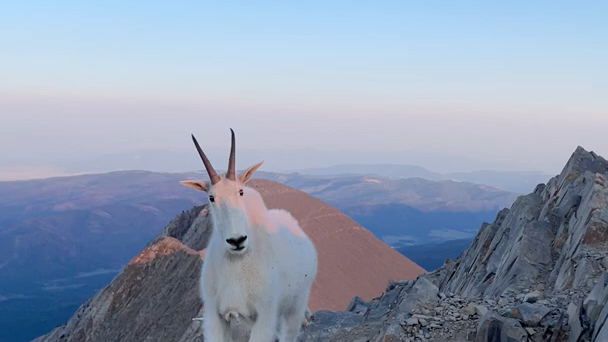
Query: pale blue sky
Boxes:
[{"xmin": 1, "ymin": 0, "xmax": 607, "ymax": 175}]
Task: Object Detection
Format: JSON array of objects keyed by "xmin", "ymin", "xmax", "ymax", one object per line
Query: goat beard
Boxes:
[{"xmin": 224, "ymin": 247, "xmax": 251, "ymax": 261}]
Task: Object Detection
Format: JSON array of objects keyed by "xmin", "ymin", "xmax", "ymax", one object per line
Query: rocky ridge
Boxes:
[{"xmin": 299, "ymin": 146, "xmax": 608, "ymax": 342}]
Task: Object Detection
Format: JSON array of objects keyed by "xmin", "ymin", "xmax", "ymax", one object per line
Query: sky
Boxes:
[{"xmin": 1, "ymin": 0, "xmax": 607, "ymax": 177}]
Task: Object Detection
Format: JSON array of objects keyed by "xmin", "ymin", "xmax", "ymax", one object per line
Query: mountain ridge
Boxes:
[{"xmin": 295, "ymin": 164, "xmax": 552, "ymax": 193}]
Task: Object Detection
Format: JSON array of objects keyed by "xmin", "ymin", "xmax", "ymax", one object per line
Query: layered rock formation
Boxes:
[
  {"xmin": 32, "ymin": 179, "xmax": 424, "ymax": 342},
  {"xmin": 299, "ymin": 146, "xmax": 608, "ymax": 342}
]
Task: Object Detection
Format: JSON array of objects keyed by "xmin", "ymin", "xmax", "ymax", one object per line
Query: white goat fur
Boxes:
[{"xmin": 180, "ymin": 135, "xmax": 318, "ymax": 342}]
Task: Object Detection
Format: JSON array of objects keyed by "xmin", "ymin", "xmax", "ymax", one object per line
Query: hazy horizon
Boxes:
[
  {"xmin": 0, "ymin": 143, "xmax": 565, "ymax": 182},
  {"xmin": 2, "ymin": 1, "xmax": 606, "ymax": 180}
]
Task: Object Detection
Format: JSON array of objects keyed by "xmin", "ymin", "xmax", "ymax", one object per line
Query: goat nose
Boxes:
[{"xmin": 226, "ymin": 236, "xmax": 247, "ymax": 247}]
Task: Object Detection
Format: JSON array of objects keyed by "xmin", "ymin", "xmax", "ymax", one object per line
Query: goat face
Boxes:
[
  {"xmin": 179, "ymin": 129, "xmax": 264, "ymax": 256},
  {"xmin": 207, "ymin": 178, "xmax": 251, "ymax": 254}
]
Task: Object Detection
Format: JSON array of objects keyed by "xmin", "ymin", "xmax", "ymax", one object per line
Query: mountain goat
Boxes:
[{"xmin": 180, "ymin": 129, "xmax": 318, "ymax": 342}]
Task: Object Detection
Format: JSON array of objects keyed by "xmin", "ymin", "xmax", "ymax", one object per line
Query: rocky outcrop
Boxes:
[
  {"xmin": 32, "ymin": 179, "xmax": 425, "ymax": 342},
  {"xmin": 298, "ymin": 146, "xmax": 608, "ymax": 342},
  {"xmin": 430, "ymin": 146, "xmax": 608, "ymax": 300}
]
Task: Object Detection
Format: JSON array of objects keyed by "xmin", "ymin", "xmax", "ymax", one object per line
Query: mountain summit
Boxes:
[{"xmin": 32, "ymin": 178, "xmax": 424, "ymax": 342}]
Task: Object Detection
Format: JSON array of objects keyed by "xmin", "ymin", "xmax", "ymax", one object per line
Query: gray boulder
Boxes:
[
  {"xmin": 299, "ymin": 311, "xmax": 364, "ymax": 342},
  {"xmin": 514, "ymin": 302, "xmax": 552, "ymax": 327},
  {"xmin": 475, "ymin": 311, "xmax": 527, "ymax": 342}
]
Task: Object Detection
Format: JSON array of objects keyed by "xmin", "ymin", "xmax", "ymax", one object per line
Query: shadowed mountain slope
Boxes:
[
  {"xmin": 396, "ymin": 238, "xmax": 473, "ymax": 271},
  {"xmin": 32, "ymin": 178, "xmax": 425, "ymax": 342}
]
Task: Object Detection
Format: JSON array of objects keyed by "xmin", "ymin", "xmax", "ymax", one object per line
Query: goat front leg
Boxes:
[
  {"xmin": 279, "ymin": 310, "xmax": 306, "ymax": 342},
  {"xmin": 280, "ymin": 298, "xmax": 309, "ymax": 342},
  {"xmin": 203, "ymin": 305, "xmax": 231, "ymax": 342},
  {"xmin": 248, "ymin": 306, "xmax": 278, "ymax": 342}
]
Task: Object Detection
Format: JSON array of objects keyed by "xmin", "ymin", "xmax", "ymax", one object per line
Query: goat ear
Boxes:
[
  {"xmin": 179, "ymin": 180, "xmax": 210, "ymax": 192},
  {"xmin": 238, "ymin": 161, "xmax": 263, "ymax": 183}
]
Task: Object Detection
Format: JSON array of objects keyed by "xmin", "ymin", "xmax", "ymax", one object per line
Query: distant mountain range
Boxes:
[
  {"xmin": 0, "ymin": 169, "xmax": 525, "ymax": 342},
  {"xmin": 295, "ymin": 164, "xmax": 552, "ymax": 193},
  {"xmin": 256, "ymin": 171, "xmax": 519, "ymax": 212},
  {"xmin": 256, "ymin": 171, "xmax": 517, "ymax": 246}
]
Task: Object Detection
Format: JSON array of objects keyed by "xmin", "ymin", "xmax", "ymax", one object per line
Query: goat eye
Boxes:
[
  {"xmin": 208, "ymin": 195, "xmax": 215, "ymax": 203},
  {"xmin": 239, "ymin": 189, "xmax": 244, "ymax": 196}
]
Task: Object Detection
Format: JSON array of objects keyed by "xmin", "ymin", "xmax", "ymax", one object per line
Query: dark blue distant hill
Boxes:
[
  {"xmin": 397, "ymin": 238, "xmax": 473, "ymax": 272},
  {"xmin": 337, "ymin": 202, "xmax": 494, "ymax": 246}
]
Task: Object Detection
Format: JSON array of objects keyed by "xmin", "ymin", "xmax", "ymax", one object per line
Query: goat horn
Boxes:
[
  {"xmin": 227, "ymin": 128, "xmax": 236, "ymax": 180},
  {"xmin": 191, "ymin": 134, "xmax": 221, "ymax": 185}
]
